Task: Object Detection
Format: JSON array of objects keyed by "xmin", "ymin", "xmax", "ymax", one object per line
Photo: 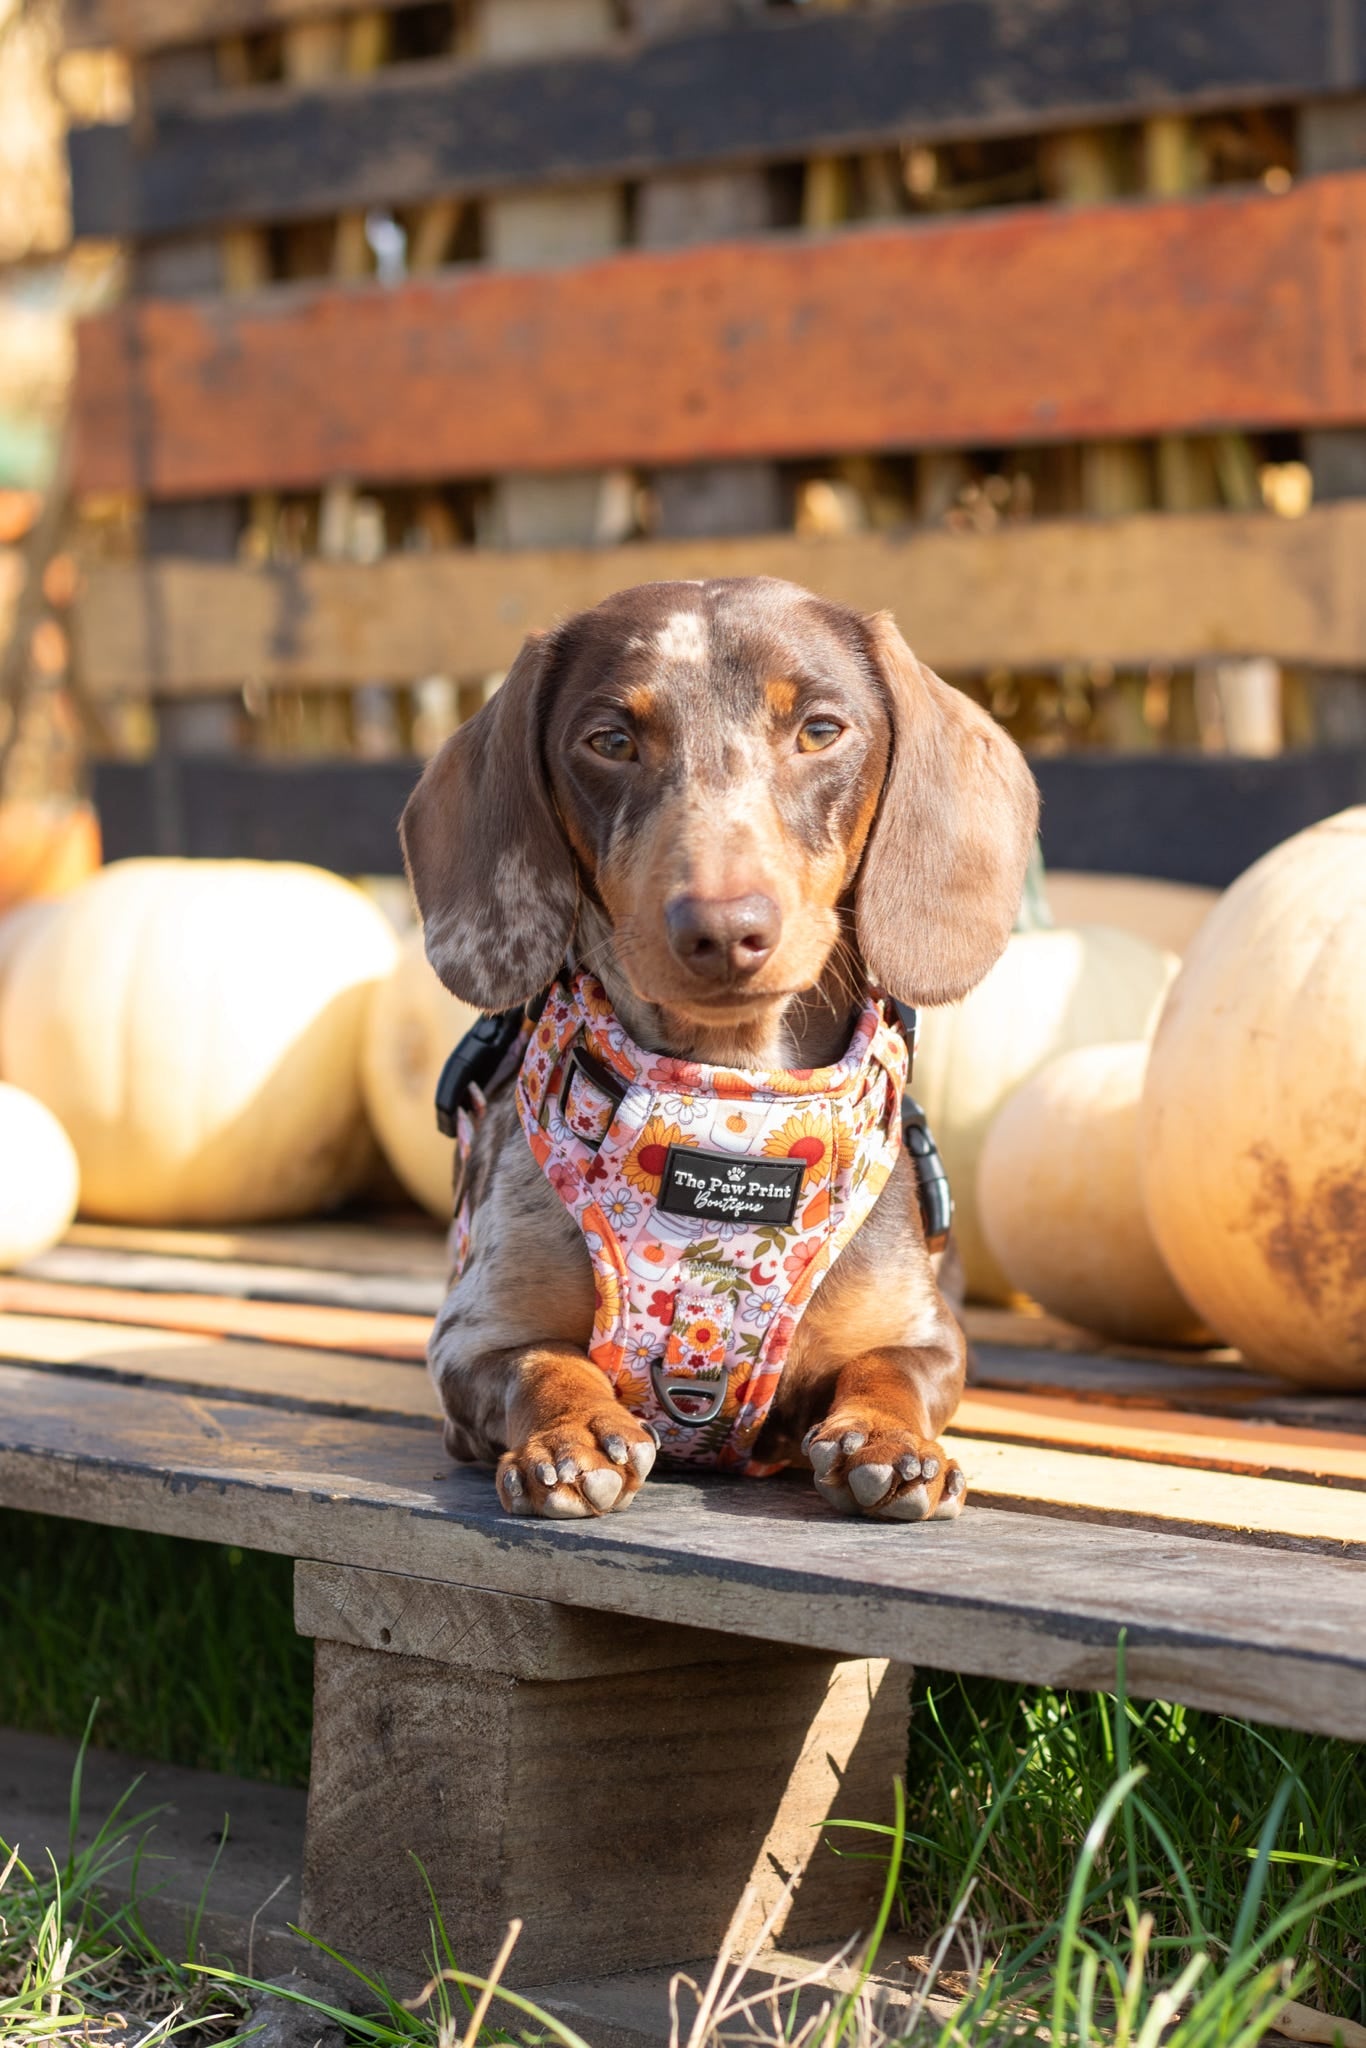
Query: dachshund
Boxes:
[{"xmin": 402, "ymin": 576, "xmax": 1037, "ymax": 1522}]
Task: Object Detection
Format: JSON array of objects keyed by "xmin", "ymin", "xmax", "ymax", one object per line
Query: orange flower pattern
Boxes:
[{"xmin": 495, "ymin": 970, "xmax": 907, "ymax": 1473}]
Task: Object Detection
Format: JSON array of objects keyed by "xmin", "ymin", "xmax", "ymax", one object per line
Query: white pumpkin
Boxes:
[
  {"xmin": 362, "ymin": 927, "xmax": 477, "ymax": 1219},
  {"xmin": 0, "ymin": 1082, "xmax": 79, "ymax": 1267},
  {"xmin": 913, "ymin": 925, "xmax": 1178, "ymax": 1301},
  {"xmin": 979, "ymin": 1042, "xmax": 1204, "ymax": 1345},
  {"xmin": 0, "ymin": 859, "xmax": 398, "ymax": 1224},
  {"xmin": 1043, "ymin": 872, "xmax": 1217, "ymax": 958},
  {"xmin": 1141, "ymin": 808, "xmax": 1366, "ymax": 1386},
  {"xmin": 0, "ymin": 899, "xmax": 56, "ymax": 1039}
]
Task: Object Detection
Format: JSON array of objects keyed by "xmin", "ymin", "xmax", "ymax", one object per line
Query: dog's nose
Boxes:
[{"xmin": 665, "ymin": 893, "xmax": 781, "ymax": 982}]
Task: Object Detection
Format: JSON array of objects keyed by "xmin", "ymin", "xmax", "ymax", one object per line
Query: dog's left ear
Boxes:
[{"xmin": 854, "ymin": 611, "xmax": 1039, "ymax": 1007}]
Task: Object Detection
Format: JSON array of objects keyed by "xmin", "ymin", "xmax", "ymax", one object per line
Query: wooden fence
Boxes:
[{"xmin": 61, "ymin": 0, "xmax": 1366, "ymax": 878}]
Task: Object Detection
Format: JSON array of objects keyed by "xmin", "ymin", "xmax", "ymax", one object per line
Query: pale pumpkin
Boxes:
[
  {"xmin": 0, "ymin": 899, "xmax": 55, "ymax": 1035},
  {"xmin": 1043, "ymin": 872, "xmax": 1217, "ymax": 958},
  {"xmin": 0, "ymin": 1082, "xmax": 79, "ymax": 1267},
  {"xmin": 979, "ymin": 1042, "xmax": 1204, "ymax": 1344},
  {"xmin": 1141, "ymin": 808, "xmax": 1366, "ymax": 1387},
  {"xmin": 0, "ymin": 859, "xmax": 398, "ymax": 1224},
  {"xmin": 913, "ymin": 925, "xmax": 1178, "ymax": 1301},
  {"xmin": 362, "ymin": 926, "xmax": 477, "ymax": 1219},
  {"xmin": 0, "ymin": 799, "xmax": 101, "ymax": 917}
]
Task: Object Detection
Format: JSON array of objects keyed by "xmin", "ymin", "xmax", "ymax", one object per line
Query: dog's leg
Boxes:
[{"xmin": 802, "ymin": 1341, "xmax": 968, "ymax": 1524}]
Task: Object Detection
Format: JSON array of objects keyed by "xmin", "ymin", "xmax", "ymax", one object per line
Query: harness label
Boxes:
[{"xmin": 658, "ymin": 1145, "xmax": 805, "ymax": 1227}]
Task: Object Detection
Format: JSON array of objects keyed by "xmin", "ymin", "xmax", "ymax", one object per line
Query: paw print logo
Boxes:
[{"xmin": 727, "ymin": 1167, "xmax": 746, "ymax": 1184}]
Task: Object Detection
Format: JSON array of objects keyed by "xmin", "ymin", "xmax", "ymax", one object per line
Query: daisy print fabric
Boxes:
[{"xmin": 510, "ymin": 970, "xmax": 909, "ymax": 1472}]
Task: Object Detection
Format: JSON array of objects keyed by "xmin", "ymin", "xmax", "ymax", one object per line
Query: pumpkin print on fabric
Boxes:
[{"xmin": 453, "ymin": 969, "xmax": 909, "ymax": 1473}]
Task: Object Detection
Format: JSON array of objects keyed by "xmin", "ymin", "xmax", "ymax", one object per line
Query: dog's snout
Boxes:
[{"xmin": 665, "ymin": 893, "xmax": 781, "ymax": 982}]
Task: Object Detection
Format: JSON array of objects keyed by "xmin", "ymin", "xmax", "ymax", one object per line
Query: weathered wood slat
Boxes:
[
  {"xmin": 62, "ymin": 1216, "xmax": 449, "ymax": 1276},
  {"xmin": 1, "ymin": 1312, "xmax": 1357, "ymax": 1549},
  {"xmin": 0, "ymin": 1312, "xmax": 438, "ymax": 1421},
  {"xmin": 61, "ymin": 0, "xmax": 408, "ymax": 47},
  {"xmin": 22, "ymin": 1241, "xmax": 449, "ymax": 1316},
  {"xmin": 0, "ymin": 1277, "xmax": 432, "ymax": 1360},
  {"xmin": 961, "ymin": 1304, "xmax": 1241, "ymax": 1365},
  {"xmin": 955, "ymin": 1392, "xmax": 1366, "ymax": 1486},
  {"xmin": 65, "ymin": 1, "xmax": 1360, "ymax": 234},
  {"xmin": 89, "ymin": 745, "xmax": 1366, "ymax": 891},
  {"xmin": 0, "ymin": 1363, "xmax": 1361, "ymax": 1734},
  {"xmin": 7, "ymin": 1284, "xmax": 1359, "ymax": 1476},
  {"xmin": 71, "ymin": 502, "xmax": 1366, "ymax": 696},
  {"xmin": 73, "ymin": 176, "xmax": 1366, "ymax": 497}
]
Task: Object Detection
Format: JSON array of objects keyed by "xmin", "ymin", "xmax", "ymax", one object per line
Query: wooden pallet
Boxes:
[{"xmin": 1, "ymin": 1216, "xmax": 1361, "ymax": 1740}]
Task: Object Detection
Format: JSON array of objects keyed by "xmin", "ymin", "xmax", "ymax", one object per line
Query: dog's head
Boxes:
[{"xmin": 402, "ymin": 577, "xmax": 1037, "ymax": 1024}]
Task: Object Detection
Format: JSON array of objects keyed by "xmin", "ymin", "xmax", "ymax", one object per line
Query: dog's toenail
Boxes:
[
  {"xmin": 849, "ymin": 1463, "xmax": 894, "ymax": 1507},
  {"xmin": 556, "ymin": 1456, "xmax": 579, "ymax": 1483},
  {"xmin": 921, "ymin": 1456, "xmax": 941, "ymax": 1480},
  {"xmin": 945, "ymin": 1466, "xmax": 965, "ymax": 1496},
  {"xmin": 604, "ymin": 1435, "xmax": 629, "ymax": 1464},
  {"xmin": 801, "ymin": 1425, "xmax": 819, "ymax": 1454},
  {"xmin": 581, "ymin": 1469, "xmax": 624, "ymax": 1512},
  {"xmin": 895, "ymin": 1453, "xmax": 921, "ymax": 1482},
  {"xmin": 840, "ymin": 1430, "xmax": 865, "ymax": 1455},
  {"xmin": 536, "ymin": 1461, "xmax": 558, "ymax": 1487},
  {"xmin": 502, "ymin": 1467, "xmax": 524, "ymax": 1496},
  {"xmin": 808, "ymin": 1439, "xmax": 840, "ymax": 1478},
  {"xmin": 643, "ymin": 1422, "xmax": 661, "ymax": 1447},
  {"xmin": 630, "ymin": 1438, "xmax": 657, "ymax": 1480}
]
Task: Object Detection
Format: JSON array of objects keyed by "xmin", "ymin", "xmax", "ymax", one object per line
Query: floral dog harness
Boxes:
[{"xmin": 480, "ymin": 970, "xmax": 910, "ymax": 1472}]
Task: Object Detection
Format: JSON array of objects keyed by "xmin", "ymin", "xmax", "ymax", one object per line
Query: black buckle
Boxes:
[
  {"xmin": 557, "ymin": 1042, "xmax": 627, "ymax": 1149},
  {"xmin": 649, "ymin": 1358, "xmax": 728, "ymax": 1427},
  {"xmin": 902, "ymin": 1092, "xmax": 952, "ymax": 1254},
  {"xmin": 435, "ymin": 985, "xmax": 552, "ymax": 1137}
]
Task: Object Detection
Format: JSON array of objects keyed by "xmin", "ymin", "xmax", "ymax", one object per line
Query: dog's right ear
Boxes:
[{"xmin": 400, "ymin": 629, "xmax": 578, "ymax": 1011}]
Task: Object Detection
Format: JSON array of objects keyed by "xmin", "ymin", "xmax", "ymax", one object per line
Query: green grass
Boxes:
[
  {"xmin": 0, "ymin": 1511, "xmax": 312, "ymax": 1786},
  {"xmin": 0, "ymin": 1516, "xmax": 1363, "ymax": 2046},
  {"xmin": 900, "ymin": 1663, "xmax": 1366, "ymax": 2025}
]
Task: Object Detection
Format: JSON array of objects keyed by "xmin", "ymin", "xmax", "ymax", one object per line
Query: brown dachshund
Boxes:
[{"xmin": 402, "ymin": 576, "xmax": 1037, "ymax": 1522}]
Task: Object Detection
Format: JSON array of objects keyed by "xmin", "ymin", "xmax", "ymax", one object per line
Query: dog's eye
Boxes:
[
  {"xmin": 586, "ymin": 728, "xmax": 638, "ymax": 762},
  {"xmin": 796, "ymin": 717, "xmax": 843, "ymax": 754}
]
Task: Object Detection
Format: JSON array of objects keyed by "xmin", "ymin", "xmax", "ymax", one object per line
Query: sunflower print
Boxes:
[
  {"xmin": 762, "ymin": 1106, "xmax": 843, "ymax": 1187},
  {"xmin": 622, "ymin": 1116, "xmax": 685, "ymax": 1196}
]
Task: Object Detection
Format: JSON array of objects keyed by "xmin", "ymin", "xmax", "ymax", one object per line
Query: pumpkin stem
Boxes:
[{"xmin": 1014, "ymin": 837, "xmax": 1054, "ymax": 933}]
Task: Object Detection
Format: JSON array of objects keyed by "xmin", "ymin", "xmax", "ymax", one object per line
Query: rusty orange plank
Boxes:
[
  {"xmin": 74, "ymin": 175, "xmax": 1366, "ymax": 498},
  {"xmin": 0, "ymin": 1276, "xmax": 431, "ymax": 1362}
]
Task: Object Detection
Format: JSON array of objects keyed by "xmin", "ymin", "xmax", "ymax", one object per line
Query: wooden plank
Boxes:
[
  {"xmin": 0, "ymin": 1311, "xmax": 438, "ymax": 1421},
  {"xmin": 62, "ymin": 1215, "xmax": 449, "ymax": 1276},
  {"xmin": 73, "ymin": 175, "xmax": 1366, "ymax": 498},
  {"xmin": 293, "ymin": 1560, "xmax": 765, "ymax": 1676},
  {"xmin": 9, "ymin": 1273, "xmax": 1361, "ymax": 1479},
  {"xmin": 0, "ymin": 1365, "xmax": 1361, "ymax": 1735},
  {"xmin": 963, "ymin": 1302, "xmax": 1242, "ymax": 1365},
  {"xmin": 955, "ymin": 1390, "xmax": 1366, "ymax": 1487},
  {"xmin": 0, "ymin": 1276, "xmax": 432, "ymax": 1360},
  {"xmin": 59, "ymin": 0, "xmax": 1366, "ymax": 112},
  {"xmin": 20, "ymin": 1242, "xmax": 448, "ymax": 1316},
  {"xmin": 71, "ymin": 502, "xmax": 1366, "ymax": 696},
  {"xmin": 88, "ymin": 745, "xmax": 1366, "ymax": 890},
  {"xmin": 61, "ymin": 0, "xmax": 409, "ymax": 47},
  {"xmin": 970, "ymin": 1343, "xmax": 1366, "ymax": 1437}
]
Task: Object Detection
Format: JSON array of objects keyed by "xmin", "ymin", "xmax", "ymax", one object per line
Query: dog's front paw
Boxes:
[
  {"xmin": 497, "ymin": 1408, "xmax": 657, "ymax": 1519},
  {"xmin": 802, "ymin": 1411, "xmax": 966, "ymax": 1523}
]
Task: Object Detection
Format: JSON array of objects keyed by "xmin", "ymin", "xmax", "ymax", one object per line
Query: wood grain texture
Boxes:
[
  {"xmin": 73, "ymin": 176, "xmax": 1366, "ymax": 497},
  {"xmin": 71, "ymin": 503, "xmax": 1366, "ymax": 695},
  {"xmin": 0, "ymin": 1276, "xmax": 433, "ymax": 1360},
  {"xmin": 62, "ymin": 1216, "xmax": 449, "ymax": 1275},
  {"xmin": 89, "ymin": 745, "xmax": 1366, "ymax": 891},
  {"xmin": 68, "ymin": 1, "xmax": 1360, "ymax": 232},
  {"xmin": 301, "ymin": 1637, "xmax": 906, "ymax": 1983},
  {"xmin": 0, "ymin": 1365, "xmax": 1362, "ymax": 1735},
  {"xmin": 0, "ymin": 1311, "xmax": 439, "ymax": 1421},
  {"xmin": 294, "ymin": 1560, "xmax": 766, "ymax": 1676}
]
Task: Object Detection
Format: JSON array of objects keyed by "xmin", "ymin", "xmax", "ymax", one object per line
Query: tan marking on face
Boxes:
[
  {"xmin": 765, "ymin": 678, "xmax": 798, "ymax": 718},
  {"xmin": 654, "ymin": 611, "xmax": 708, "ymax": 664},
  {"xmin": 623, "ymin": 683, "xmax": 655, "ymax": 719}
]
